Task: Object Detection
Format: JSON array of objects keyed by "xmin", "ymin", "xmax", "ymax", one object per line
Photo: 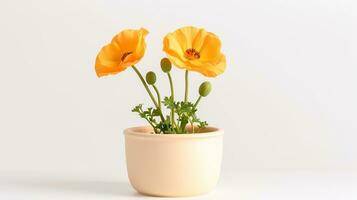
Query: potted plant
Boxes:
[{"xmin": 95, "ymin": 26, "xmax": 226, "ymax": 197}]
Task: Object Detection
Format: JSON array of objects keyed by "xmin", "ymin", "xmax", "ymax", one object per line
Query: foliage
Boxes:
[{"xmin": 132, "ymin": 96, "xmax": 208, "ymax": 134}]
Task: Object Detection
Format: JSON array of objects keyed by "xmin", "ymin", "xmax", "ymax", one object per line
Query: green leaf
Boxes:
[{"xmin": 132, "ymin": 96, "xmax": 209, "ymax": 134}]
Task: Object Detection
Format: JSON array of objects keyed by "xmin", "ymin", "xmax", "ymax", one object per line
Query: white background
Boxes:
[{"xmin": 0, "ymin": 0, "xmax": 357, "ymax": 199}]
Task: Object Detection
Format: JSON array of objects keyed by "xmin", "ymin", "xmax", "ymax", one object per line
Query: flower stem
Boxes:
[
  {"xmin": 132, "ymin": 65, "xmax": 165, "ymax": 122},
  {"xmin": 193, "ymin": 95, "xmax": 202, "ymax": 109},
  {"xmin": 189, "ymin": 119, "xmax": 195, "ymax": 133},
  {"xmin": 167, "ymin": 73, "xmax": 176, "ymax": 128},
  {"xmin": 152, "ymin": 85, "xmax": 161, "ymax": 110},
  {"xmin": 184, "ymin": 70, "xmax": 189, "ymax": 102},
  {"xmin": 191, "ymin": 96, "xmax": 203, "ymax": 133}
]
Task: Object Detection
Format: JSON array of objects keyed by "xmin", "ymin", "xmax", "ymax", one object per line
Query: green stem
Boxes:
[
  {"xmin": 152, "ymin": 85, "xmax": 166, "ymax": 130},
  {"xmin": 193, "ymin": 95, "xmax": 202, "ymax": 109},
  {"xmin": 190, "ymin": 119, "xmax": 195, "ymax": 133},
  {"xmin": 147, "ymin": 120, "xmax": 157, "ymax": 133},
  {"xmin": 191, "ymin": 96, "xmax": 203, "ymax": 133},
  {"xmin": 152, "ymin": 85, "xmax": 161, "ymax": 110},
  {"xmin": 184, "ymin": 70, "xmax": 188, "ymax": 102},
  {"xmin": 167, "ymin": 73, "xmax": 176, "ymax": 128},
  {"xmin": 132, "ymin": 66, "xmax": 165, "ymax": 122}
]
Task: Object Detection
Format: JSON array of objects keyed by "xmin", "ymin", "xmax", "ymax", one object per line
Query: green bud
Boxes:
[
  {"xmin": 199, "ymin": 81, "xmax": 212, "ymax": 97},
  {"xmin": 146, "ymin": 71, "xmax": 156, "ymax": 85},
  {"xmin": 160, "ymin": 58, "xmax": 172, "ymax": 73}
]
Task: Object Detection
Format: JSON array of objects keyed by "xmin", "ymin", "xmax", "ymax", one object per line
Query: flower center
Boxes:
[
  {"xmin": 121, "ymin": 52, "xmax": 133, "ymax": 61},
  {"xmin": 185, "ymin": 48, "xmax": 200, "ymax": 60}
]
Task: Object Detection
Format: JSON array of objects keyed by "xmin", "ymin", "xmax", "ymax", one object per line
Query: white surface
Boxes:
[
  {"xmin": 1, "ymin": 171, "xmax": 357, "ymax": 200},
  {"xmin": 0, "ymin": 0, "xmax": 357, "ymax": 198}
]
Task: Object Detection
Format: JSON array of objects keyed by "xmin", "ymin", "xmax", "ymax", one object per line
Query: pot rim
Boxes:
[{"xmin": 124, "ymin": 125, "xmax": 223, "ymax": 139}]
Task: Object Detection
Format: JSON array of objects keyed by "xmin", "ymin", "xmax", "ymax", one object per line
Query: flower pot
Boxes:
[{"xmin": 124, "ymin": 126, "xmax": 223, "ymax": 197}]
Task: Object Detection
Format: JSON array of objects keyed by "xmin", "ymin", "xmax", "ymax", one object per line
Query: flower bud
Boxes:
[
  {"xmin": 160, "ymin": 58, "xmax": 172, "ymax": 73},
  {"xmin": 146, "ymin": 71, "xmax": 156, "ymax": 85},
  {"xmin": 199, "ymin": 81, "xmax": 212, "ymax": 97}
]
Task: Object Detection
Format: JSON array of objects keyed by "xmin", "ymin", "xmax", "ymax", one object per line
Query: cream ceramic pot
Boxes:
[{"xmin": 124, "ymin": 126, "xmax": 223, "ymax": 197}]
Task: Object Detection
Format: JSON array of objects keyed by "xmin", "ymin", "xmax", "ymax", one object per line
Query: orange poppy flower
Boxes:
[
  {"xmin": 163, "ymin": 26, "xmax": 226, "ymax": 77},
  {"xmin": 95, "ymin": 28, "xmax": 149, "ymax": 77}
]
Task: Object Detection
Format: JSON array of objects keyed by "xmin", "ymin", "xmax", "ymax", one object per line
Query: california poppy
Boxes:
[
  {"xmin": 95, "ymin": 28, "xmax": 149, "ymax": 77},
  {"xmin": 163, "ymin": 26, "xmax": 226, "ymax": 77}
]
